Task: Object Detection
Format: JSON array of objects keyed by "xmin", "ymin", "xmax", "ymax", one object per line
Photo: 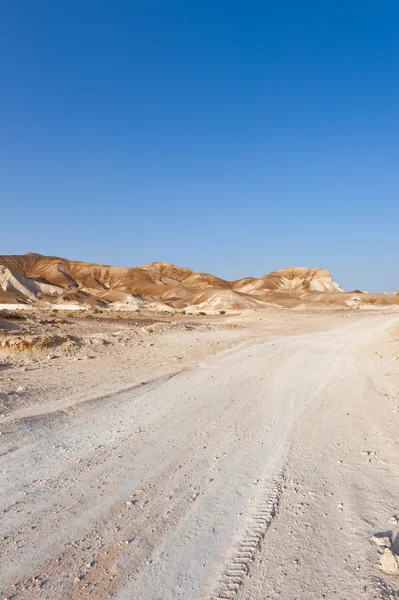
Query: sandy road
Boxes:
[{"xmin": 1, "ymin": 313, "xmax": 398, "ymax": 599}]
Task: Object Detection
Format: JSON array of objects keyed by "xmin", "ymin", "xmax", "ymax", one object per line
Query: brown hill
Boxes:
[
  {"xmin": 0, "ymin": 252, "xmax": 398, "ymax": 311},
  {"xmin": 233, "ymin": 267, "xmax": 343, "ymax": 294}
]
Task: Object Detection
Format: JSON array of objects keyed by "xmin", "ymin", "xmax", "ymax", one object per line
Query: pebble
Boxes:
[
  {"xmin": 380, "ymin": 548, "xmax": 399, "ymax": 575},
  {"xmin": 372, "ymin": 534, "xmax": 391, "ymax": 548}
]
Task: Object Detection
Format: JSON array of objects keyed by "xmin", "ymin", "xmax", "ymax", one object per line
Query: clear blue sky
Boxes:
[{"xmin": 1, "ymin": 1, "xmax": 398, "ymax": 292}]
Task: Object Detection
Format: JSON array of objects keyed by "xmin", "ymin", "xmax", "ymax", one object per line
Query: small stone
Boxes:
[
  {"xmin": 380, "ymin": 548, "xmax": 399, "ymax": 575},
  {"xmin": 372, "ymin": 534, "xmax": 391, "ymax": 548}
]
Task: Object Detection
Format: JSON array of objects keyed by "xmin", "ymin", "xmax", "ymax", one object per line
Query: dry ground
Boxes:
[{"xmin": 1, "ymin": 307, "xmax": 399, "ymax": 599}]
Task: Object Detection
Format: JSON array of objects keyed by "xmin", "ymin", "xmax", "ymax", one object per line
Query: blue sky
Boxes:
[{"xmin": 1, "ymin": 1, "xmax": 398, "ymax": 291}]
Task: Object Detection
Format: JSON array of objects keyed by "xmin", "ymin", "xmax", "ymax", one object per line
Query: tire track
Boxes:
[{"xmin": 214, "ymin": 461, "xmax": 288, "ymax": 599}]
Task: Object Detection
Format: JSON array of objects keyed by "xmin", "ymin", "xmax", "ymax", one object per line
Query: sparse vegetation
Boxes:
[
  {"xmin": 93, "ymin": 308, "xmax": 103, "ymax": 314},
  {"xmin": 199, "ymin": 311, "xmax": 206, "ymax": 316},
  {"xmin": 219, "ymin": 310, "xmax": 226, "ymax": 315}
]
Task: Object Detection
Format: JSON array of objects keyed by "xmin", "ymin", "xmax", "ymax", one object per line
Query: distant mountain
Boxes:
[{"xmin": 0, "ymin": 252, "xmax": 397, "ymax": 311}]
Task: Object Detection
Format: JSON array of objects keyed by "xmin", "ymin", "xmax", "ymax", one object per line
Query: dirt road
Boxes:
[{"xmin": 1, "ymin": 313, "xmax": 398, "ymax": 599}]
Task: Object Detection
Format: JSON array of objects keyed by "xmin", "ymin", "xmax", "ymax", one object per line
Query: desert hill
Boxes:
[
  {"xmin": 0, "ymin": 252, "xmax": 398, "ymax": 311},
  {"xmin": 233, "ymin": 267, "xmax": 343, "ymax": 294}
]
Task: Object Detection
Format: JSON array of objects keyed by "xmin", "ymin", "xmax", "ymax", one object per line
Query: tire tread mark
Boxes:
[{"xmin": 213, "ymin": 464, "xmax": 287, "ymax": 599}]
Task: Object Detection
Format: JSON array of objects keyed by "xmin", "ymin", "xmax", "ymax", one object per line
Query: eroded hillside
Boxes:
[{"xmin": 0, "ymin": 253, "xmax": 398, "ymax": 311}]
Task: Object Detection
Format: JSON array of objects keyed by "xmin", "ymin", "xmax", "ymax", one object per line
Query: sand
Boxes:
[
  {"xmin": 0, "ymin": 309, "xmax": 399, "ymax": 600},
  {"xmin": 0, "ymin": 307, "xmax": 399, "ymax": 599}
]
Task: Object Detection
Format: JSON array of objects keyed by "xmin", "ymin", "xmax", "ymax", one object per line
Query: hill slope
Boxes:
[{"xmin": 0, "ymin": 252, "xmax": 397, "ymax": 311}]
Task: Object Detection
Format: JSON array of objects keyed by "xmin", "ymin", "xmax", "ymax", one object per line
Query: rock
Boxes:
[
  {"xmin": 380, "ymin": 548, "xmax": 399, "ymax": 575},
  {"xmin": 372, "ymin": 534, "xmax": 391, "ymax": 548},
  {"xmin": 17, "ymin": 385, "xmax": 26, "ymax": 392}
]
